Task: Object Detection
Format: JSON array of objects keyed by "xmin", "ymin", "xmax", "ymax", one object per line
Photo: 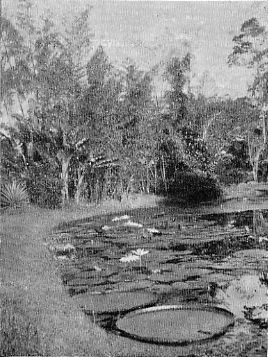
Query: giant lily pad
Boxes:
[
  {"xmin": 68, "ymin": 285, "xmax": 89, "ymax": 296},
  {"xmin": 73, "ymin": 271, "xmax": 102, "ymax": 279},
  {"xmin": 198, "ymin": 273, "xmax": 234, "ymax": 283},
  {"xmin": 67, "ymin": 277, "xmax": 106, "ymax": 286},
  {"xmin": 149, "ymin": 273, "xmax": 182, "ymax": 283},
  {"xmin": 149, "ymin": 268, "xmax": 211, "ymax": 284},
  {"xmin": 72, "ymin": 290, "xmax": 157, "ymax": 314},
  {"xmin": 115, "ymin": 305, "xmax": 234, "ymax": 345},
  {"xmin": 233, "ymin": 249, "xmax": 268, "ymax": 259}
]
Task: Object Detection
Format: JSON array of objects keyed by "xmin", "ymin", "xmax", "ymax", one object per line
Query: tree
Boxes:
[
  {"xmin": 164, "ymin": 53, "xmax": 191, "ymax": 129},
  {"xmin": 1, "ymin": 3, "xmax": 117, "ymax": 205},
  {"xmin": 0, "ymin": 15, "xmax": 29, "ymax": 118},
  {"xmin": 229, "ymin": 17, "xmax": 268, "ymax": 181},
  {"xmin": 161, "ymin": 54, "xmax": 214, "ymax": 181},
  {"xmin": 75, "ymin": 46, "xmax": 122, "ymax": 203},
  {"xmin": 116, "ymin": 63, "xmax": 157, "ymax": 194}
]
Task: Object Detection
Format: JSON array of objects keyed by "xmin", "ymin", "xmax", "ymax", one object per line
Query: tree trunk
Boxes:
[
  {"xmin": 249, "ymin": 143, "xmax": 263, "ymax": 182},
  {"xmin": 248, "ymin": 106, "xmax": 268, "ymax": 182},
  {"xmin": 260, "ymin": 107, "xmax": 268, "ymax": 181},
  {"xmin": 202, "ymin": 112, "xmax": 222, "ymax": 142},
  {"xmin": 161, "ymin": 155, "xmax": 168, "ymax": 193},
  {"xmin": 252, "ymin": 159, "xmax": 259, "ymax": 182},
  {"xmin": 146, "ymin": 166, "xmax": 150, "ymax": 194},
  {"xmin": 154, "ymin": 164, "xmax": 157, "ymax": 194},
  {"xmin": 61, "ymin": 156, "xmax": 71, "ymax": 206},
  {"xmin": 141, "ymin": 176, "xmax": 145, "ymax": 193},
  {"xmin": 57, "ymin": 151, "xmax": 72, "ymax": 207},
  {"xmin": 75, "ymin": 164, "xmax": 86, "ymax": 205},
  {"xmin": 126, "ymin": 175, "xmax": 134, "ymax": 197}
]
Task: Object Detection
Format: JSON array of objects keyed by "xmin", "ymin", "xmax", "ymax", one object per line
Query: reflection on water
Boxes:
[{"xmin": 198, "ymin": 209, "xmax": 268, "ymax": 232}]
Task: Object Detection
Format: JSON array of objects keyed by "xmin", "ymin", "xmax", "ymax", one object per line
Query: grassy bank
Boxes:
[
  {"xmin": 1, "ymin": 211, "xmax": 106, "ymax": 356},
  {"xmin": 0, "ymin": 194, "xmax": 160, "ymax": 357}
]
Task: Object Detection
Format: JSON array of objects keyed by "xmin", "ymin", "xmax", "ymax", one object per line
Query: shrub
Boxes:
[
  {"xmin": 0, "ymin": 135, "xmax": 25, "ymax": 183},
  {"xmin": 217, "ymin": 168, "xmax": 252, "ymax": 185},
  {"xmin": 26, "ymin": 163, "xmax": 62, "ymax": 209},
  {"xmin": 214, "ymin": 155, "xmax": 252, "ymax": 185},
  {"xmin": 167, "ymin": 171, "xmax": 222, "ymax": 203},
  {"xmin": 214, "ymin": 140, "xmax": 252, "ymax": 185},
  {"xmin": 0, "ymin": 181, "xmax": 29, "ymax": 209}
]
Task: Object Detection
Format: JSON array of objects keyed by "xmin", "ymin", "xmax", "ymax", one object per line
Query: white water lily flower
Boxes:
[
  {"xmin": 93, "ymin": 265, "xmax": 102, "ymax": 272},
  {"xmin": 152, "ymin": 268, "xmax": 161, "ymax": 274},
  {"xmin": 245, "ymin": 226, "xmax": 250, "ymax": 233},
  {"xmin": 112, "ymin": 215, "xmax": 130, "ymax": 222},
  {"xmin": 132, "ymin": 249, "xmax": 149, "ymax": 257},
  {"xmin": 259, "ymin": 236, "xmax": 268, "ymax": 243},
  {"xmin": 147, "ymin": 228, "xmax": 161, "ymax": 235},
  {"xmin": 63, "ymin": 243, "xmax": 75, "ymax": 251},
  {"xmin": 102, "ymin": 225, "xmax": 112, "ymax": 231},
  {"xmin": 53, "ymin": 243, "xmax": 75, "ymax": 252},
  {"xmin": 120, "ymin": 254, "xmax": 140, "ymax": 263},
  {"xmin": 123, "ymin": 221, "xmax": 143, "ymax": 228},
  {"xmin": 57, "ymin": 255, "xmax": 75, "ymax": 261}
]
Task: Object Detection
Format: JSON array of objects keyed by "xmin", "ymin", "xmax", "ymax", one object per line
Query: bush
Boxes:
[
  {"xmin": 214, "ymin": 139, "xmax": 252, "ymax": 185},
  {"xmin": 214, "ymin": 155, "xmax": 252, "ymax": 185},
  {"xmin": 0, "ymin": 136, "xmax": 25, "ymax": 183},
  {"xmin": 166, "ymin": 171, "xmax": 222, "ymax": 203},
  {"xmin": 217, "ymin": 168, "xmax": 252, "ymax": 185},
  {"xmin": 26, "ymin": 163, "xmax": 62, "ymax": 209},
  {"xmin": 0, "ymin": 181, "xmax": 29, "ymax": 209}
]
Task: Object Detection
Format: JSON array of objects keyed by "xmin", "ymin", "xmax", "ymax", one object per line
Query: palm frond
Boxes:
[{"xmin": 1, "ymin": 181, "xmax": 29, "ymax": 208}]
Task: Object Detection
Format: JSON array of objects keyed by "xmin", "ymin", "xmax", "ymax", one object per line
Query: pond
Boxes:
[{"xmin": 51, "ymin": 206, "xmax": 268, "ymax": 356}]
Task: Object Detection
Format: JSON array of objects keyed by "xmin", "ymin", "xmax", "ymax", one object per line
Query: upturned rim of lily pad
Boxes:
[{"xmin": 115, "ymin": 304, "xmax": 235, "ymax": 346}]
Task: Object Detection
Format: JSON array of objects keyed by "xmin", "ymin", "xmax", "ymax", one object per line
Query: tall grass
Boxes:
[{"xmin": 0, "ymin": 295, "xmax": 43, "ymax": 356}]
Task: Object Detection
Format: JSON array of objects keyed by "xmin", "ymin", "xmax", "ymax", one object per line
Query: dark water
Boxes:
[{"xmin": 52, "ymin": 207, "xmax": 268, "ymax": 356}]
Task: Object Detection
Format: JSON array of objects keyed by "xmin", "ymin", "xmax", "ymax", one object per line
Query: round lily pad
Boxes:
[
  {"xmin": 67, "ymin": 277, "xmax": 106, "ymax": 286},
  {"xmin": 149, "ymin": 273, "xmax": 182, "ymax": 283},
  {"xmin": 198, "ymin": 273, "xmax": 235, "ymax": 283},
  {"xmin": 68, "ymin": 286, "xmax": 89, "ymax": 296},
  {"xmin": 233, "ymin": 249, "xmax": 268, "ymax": 259},
  {"xmin": 149, "ymin": 268, "xmax": 211, "ymax": 284},
  {"xmin": 74, "ymin": 271, "xmax": 102, "ymax": 279},
  {"xmin": 72, "ymin": 290, "xmax": 157, "ymax": 314},
  {"xmin": 115, "ymin": 305, "xmax": 234, "ymax": 346},
  {"xmin": 117, "ymin": 281, "xmax": 153, "ymax": 291},
  {"xmin": 150, "ymin": 284, "xmax": 173, "ymax": 294},
  {"xmin": 171, "ymin": 282, "xmax": 192, "ymax": 290}
]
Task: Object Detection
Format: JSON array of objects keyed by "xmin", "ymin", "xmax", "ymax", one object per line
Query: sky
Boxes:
[{"xmin": 3, "ymin": 1, "xmax": 267, "ymax": 98}]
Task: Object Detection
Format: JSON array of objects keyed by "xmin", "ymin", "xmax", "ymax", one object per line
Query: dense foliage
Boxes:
[{"xmin": 1, "ymin": 2, "xmax": 267, "ymax": 208}]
